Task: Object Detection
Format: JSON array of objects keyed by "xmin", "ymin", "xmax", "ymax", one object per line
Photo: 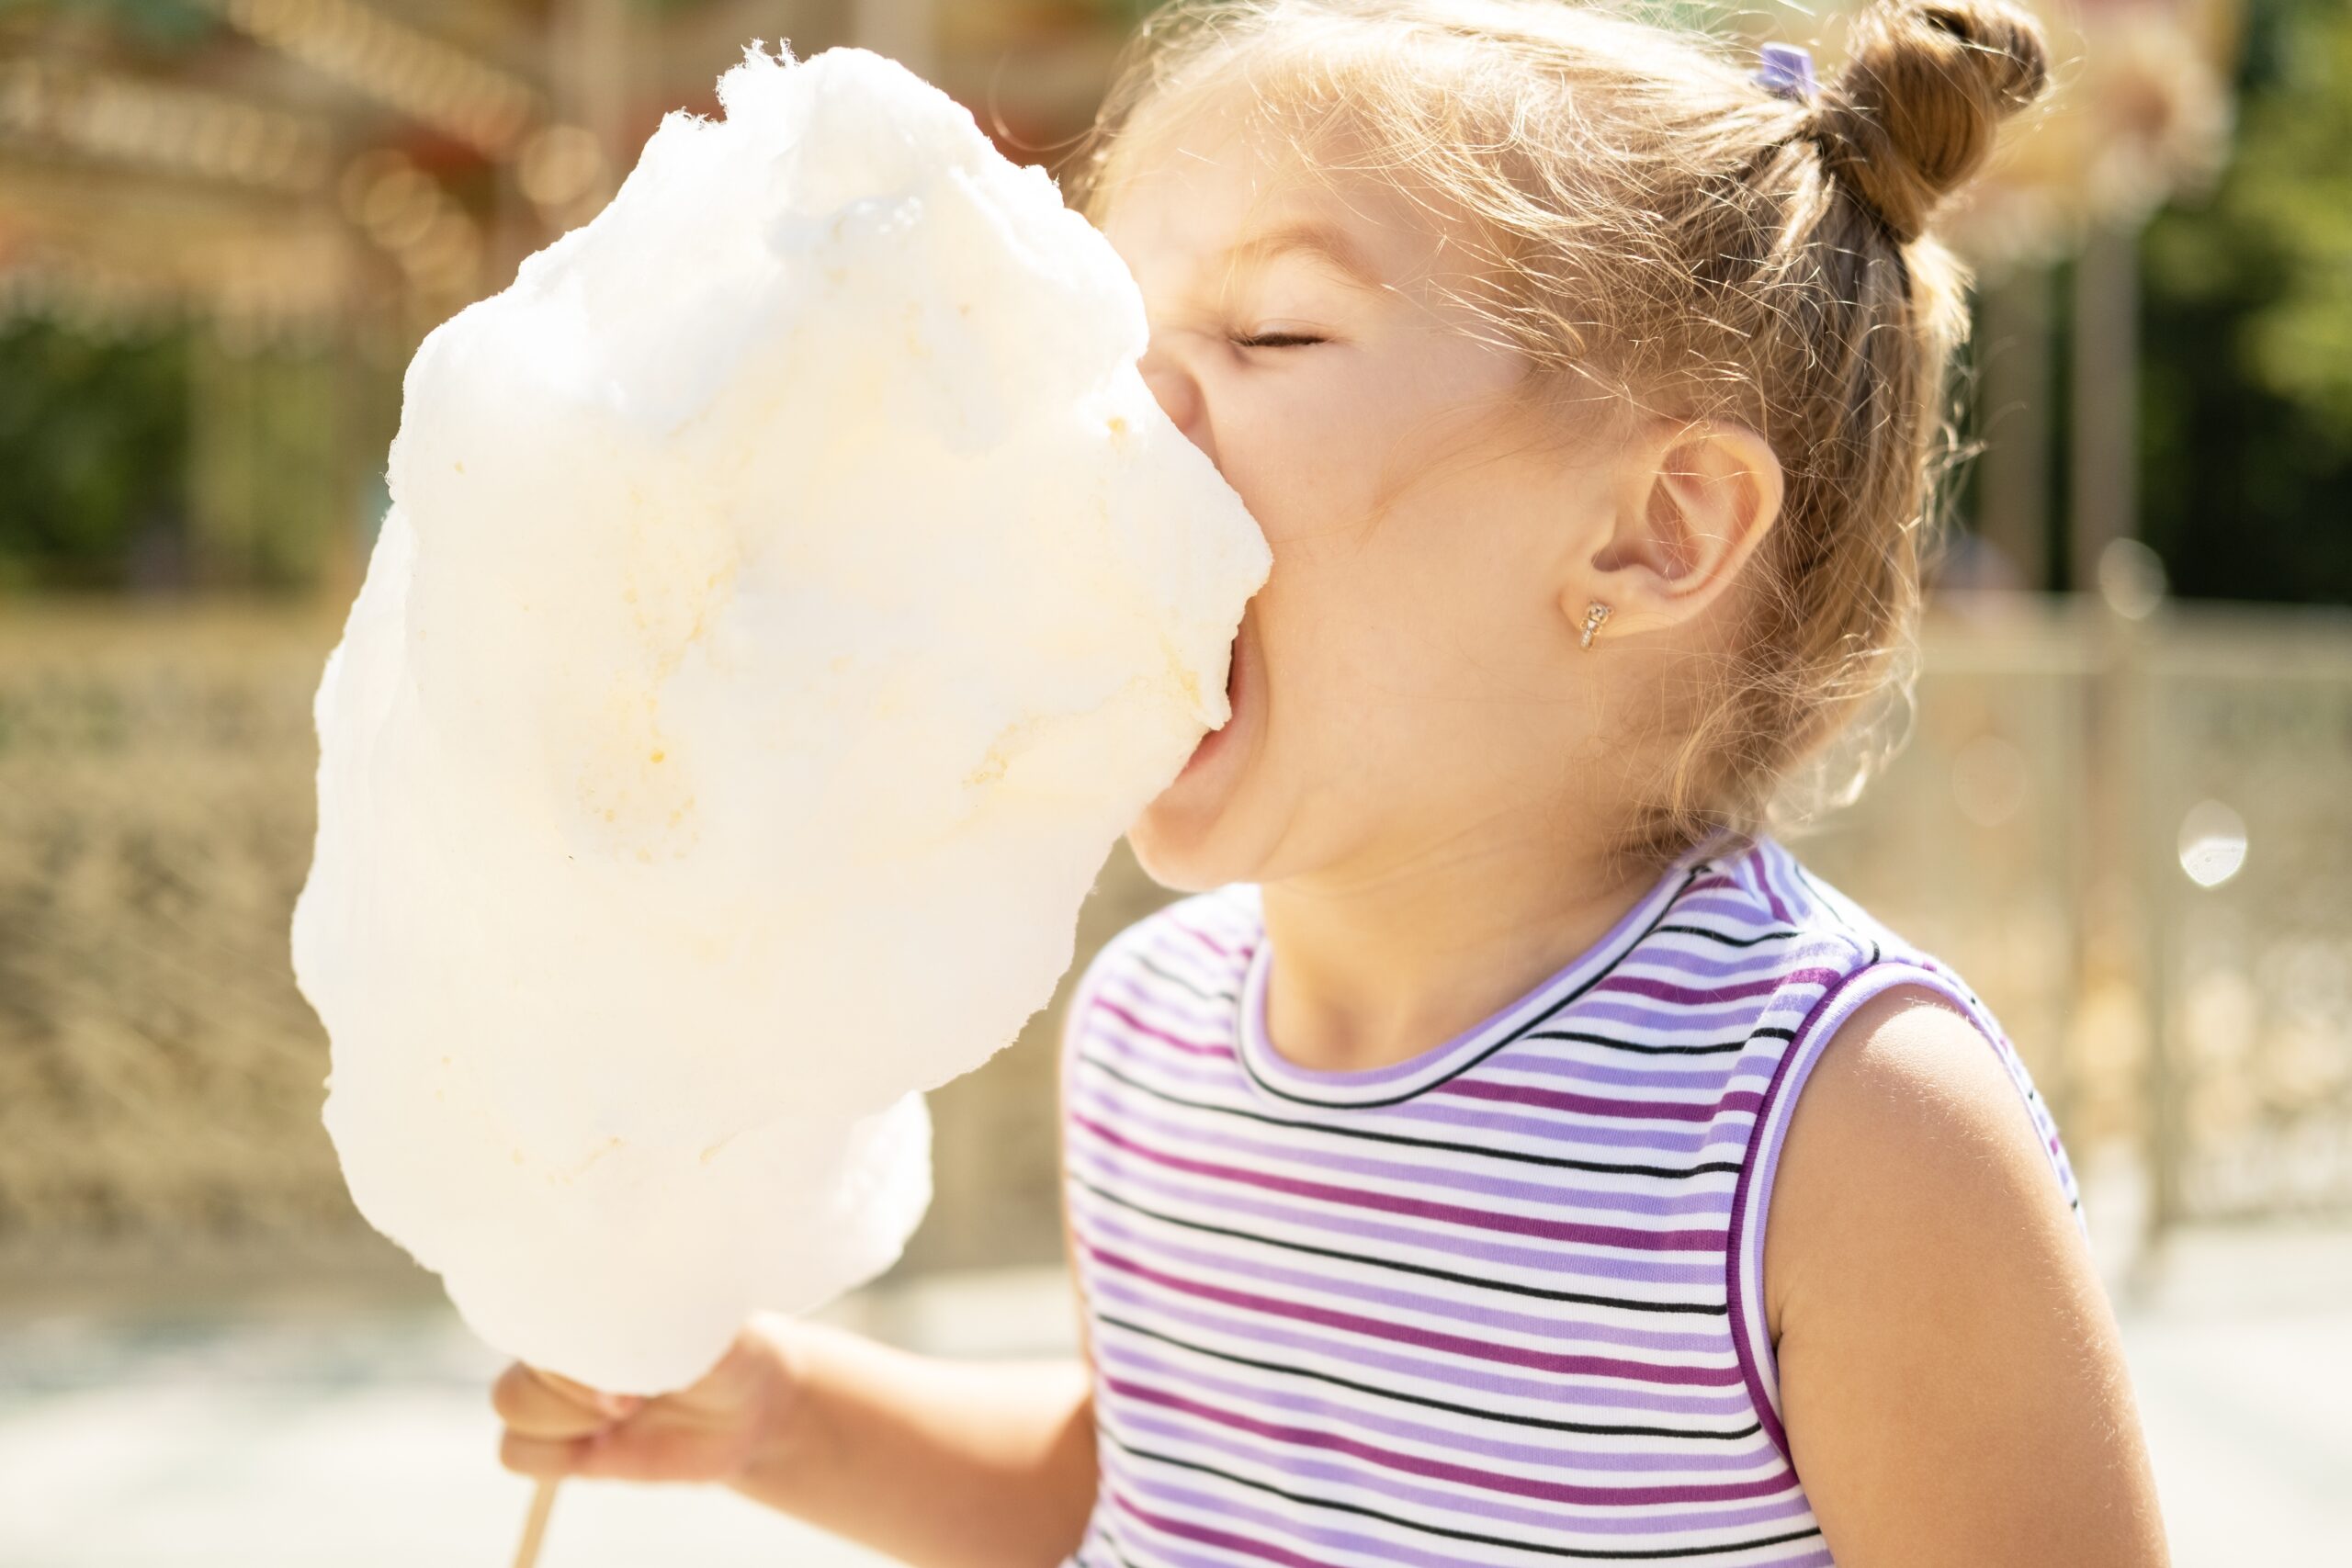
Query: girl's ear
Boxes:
[{"xmin": 1573, "ymin": 419, "xmax": 1783, "ymax": 640}]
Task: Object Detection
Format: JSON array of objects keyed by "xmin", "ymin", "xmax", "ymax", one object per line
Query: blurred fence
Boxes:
[
  {"xmin": 0, "ymin": 597, "xmax": 2346, "ymax": 1297},
  {"xmin": 1802, "ymin": 601, "xmax": 2352, "ymax": 1235}
]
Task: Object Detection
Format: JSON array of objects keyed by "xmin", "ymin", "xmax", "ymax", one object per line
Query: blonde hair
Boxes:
[{"xmin": 1067, "ymin": 0, "xmax": 2050, "ymax": 860}]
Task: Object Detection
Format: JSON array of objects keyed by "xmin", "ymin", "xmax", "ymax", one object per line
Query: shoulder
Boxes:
[
  {"xmin": 1763, "ymin": 983, "xmax": 2082, "ymax": 1333},
  {"xmin": 1727, "ymin": 844, "xmax": 2084, "ymax": 1366},
  {"xmin": 1758, "ymin": 986, "xmax": 2165, "ymax": 1562}
]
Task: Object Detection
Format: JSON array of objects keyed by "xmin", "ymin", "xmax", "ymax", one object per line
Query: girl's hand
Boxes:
[{"xmin": 492, "ymin": 1316, "xmax": 801, "ymax": 1484}]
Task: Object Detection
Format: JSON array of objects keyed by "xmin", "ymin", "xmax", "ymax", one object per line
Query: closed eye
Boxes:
[{"xmin": 1231, "ymin": 332, "xmax": 1326, "ymax": 350}]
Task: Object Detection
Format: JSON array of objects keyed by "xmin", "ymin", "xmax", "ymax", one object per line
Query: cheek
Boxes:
[
  {"xmin": 1216, "ymin": 419, "xmax": 1478, "ymax": 719},
  {"xmin": 1216, "ymin": 421, "xmax": 1366, "ymax": 551}
]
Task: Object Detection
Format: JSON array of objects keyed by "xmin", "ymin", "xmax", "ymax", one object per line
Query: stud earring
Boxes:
[{"xmin": 1578, "ymin": 602, "xmax": 1612, "ymax": 650}]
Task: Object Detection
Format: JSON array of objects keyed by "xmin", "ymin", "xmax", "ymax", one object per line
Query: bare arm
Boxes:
[
  {"xmin": 744, "ymin": 942, "xmax": 1110, "ymax": 1564},
  {"xmin": 729, "ymin": 1321, "xmax": 1096, "ymax": 1568},
  {"xmin": 1765, "ymin": 986, "xmax": 2168, "ymax": 1566},
  {"xmin": 495, "ymin": 1315, "xmax": 1095, "ymax": 1568}
]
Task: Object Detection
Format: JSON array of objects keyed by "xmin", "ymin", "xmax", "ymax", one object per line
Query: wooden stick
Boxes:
[{"xmin": 512, "ymin": 1477, "xmax": 560, "ymax": 1568}]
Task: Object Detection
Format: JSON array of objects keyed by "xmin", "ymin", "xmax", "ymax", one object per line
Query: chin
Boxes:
[
  {"xmin": 1125, "ymin": 801, "xmax": 1238, "ymax": 894},
  {"xmin": 1126, "ymin": 725, "xmax": 1264, "ymax": 891}
]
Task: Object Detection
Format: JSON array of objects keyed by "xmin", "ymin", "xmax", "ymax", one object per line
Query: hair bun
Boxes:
[{"xmin": 1809, "ymin": 0, "xmax": 2051, "ymax": 243}]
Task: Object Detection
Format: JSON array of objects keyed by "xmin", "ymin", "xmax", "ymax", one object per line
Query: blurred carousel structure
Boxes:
[
  {"xmin": 0, "ymin": 0, "xmax": 1121, "ymax": 589},
  {"xmin": 0, "ymin": 0, "xmax": 2344, "ymax": 1314},
  {"xmin": 0, "ymin": 0, "xmax": 1128, "ymax": 1300}
]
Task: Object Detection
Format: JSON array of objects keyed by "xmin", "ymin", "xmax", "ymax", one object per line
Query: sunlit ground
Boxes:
[{"xmin": 2, "ymin": 1210, "xmax": 2346, "ymax": 1567}]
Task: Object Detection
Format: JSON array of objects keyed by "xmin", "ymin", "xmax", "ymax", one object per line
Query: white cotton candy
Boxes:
[{"xmin": 291, "ymin": 44, "xmax": 1268, "ymax": 1394}]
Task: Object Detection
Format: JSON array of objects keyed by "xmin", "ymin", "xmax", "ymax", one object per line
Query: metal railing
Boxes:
[{"xmin": 1, "ymin": 596, "xmax": 2345, "ymax": 1291}]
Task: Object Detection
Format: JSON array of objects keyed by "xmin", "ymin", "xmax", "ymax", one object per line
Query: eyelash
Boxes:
[{"xmin": 1230, "ymin": 332, "xmax": 1326, "ymax": 350}]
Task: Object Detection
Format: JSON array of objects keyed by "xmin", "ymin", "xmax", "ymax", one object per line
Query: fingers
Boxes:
[
  {"xmin": 492, "ymin": 1362, "xmax": 643, "ymax": 1439},
  {"xmin": 490, "ymin": 1359, "xmax": 756, "ymax": 1486},
  {"xmin": 499, "ymin": 1428, "xmax": 590, "ymax": 1479}
]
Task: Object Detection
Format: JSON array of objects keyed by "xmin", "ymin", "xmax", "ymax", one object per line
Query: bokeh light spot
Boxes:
[{"xmin": 2177, "ymin": 799, "xmax": 2249, "ymax": 888}]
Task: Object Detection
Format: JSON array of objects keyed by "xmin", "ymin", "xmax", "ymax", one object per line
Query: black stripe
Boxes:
[
  {"xmin": 1786, "ymin": 864, "xmax": 1885, "ymax": 969},
  {"xmin": 1095, "ymin": 1313, "xmax": 1760, "ymax": 1441},
  {"xmin": 1234, "ymin": 867, "xmax": 1710, "ymax": 1111},
  {"xmin": 1101, "ymin": 1427, "xmax": 1815, "ymax": 1560},
  {"xmin": 1650, "ymin": 923, "xmax": 1802, "ymax": 949},
  {"xmin": 1520, "ymin": 1030, "xmax": 1748, "ymax": 1056},
  {"xmin": 1091, "ymin": 1528, "xmax": 1146, "ymax": 1568},
  {"xmin": 1130, "ymin": 950, "xmax": 1238, "ymax": 1005},
  {"xmin": 1073, "ymin": 1171, "xmax": 1729, "ymax": 1316},
  {"xmin": 1079, "ymin": 1511, "xmax": 1139, "ymax": 1568},
  {"xmin": 1078, "ymin": 1053, "xmax": 1744, "ymax": 1181}
]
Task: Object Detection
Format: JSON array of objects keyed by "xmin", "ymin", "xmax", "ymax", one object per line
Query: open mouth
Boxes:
[{"xmin": 1179, "ymin": 626, "xmax": 1247, "ymax": 778}]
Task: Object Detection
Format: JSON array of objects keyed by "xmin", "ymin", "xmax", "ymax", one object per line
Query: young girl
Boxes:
[{"xmin": 493, "ymin": 2, "xmax": 2168, "ymax": 1562}]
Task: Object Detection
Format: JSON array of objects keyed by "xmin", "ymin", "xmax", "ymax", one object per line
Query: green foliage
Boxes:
[
  {"xmin": 2140, "ymin": 0, "xmax": 2352, "ymax": 604},
  {"xmin": 0, "ymin": 322, "xmax": 191, "ymax": 592},
  {"xmin": 2229, "ymin": 6, "xmax": 2352, "ymax": 440},
  {"xmin": 0, "ymin": 0, "xmax": 217, "ymax": 49}
]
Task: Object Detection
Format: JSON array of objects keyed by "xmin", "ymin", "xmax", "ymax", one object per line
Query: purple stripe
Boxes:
[
  {"xmin": 1084, "ymin": 1035, "xmax": 1748, "ymax": 1157},
  {"xmin": 1072, "ymin": 1111, "xmax": 1726, "ymax": 1253},
  {"xmin": 1089, "ymin": 1273, "xmax": 1758, "ymax": 1415},
  {"xmin": 1075, "ymin": 1032, "xmax": 1239, "ymax": 1092},
  {"xmin": 1573, "ymin": 996, "xmax": 1816, "ymax": 1034},
  {"xmin": 1109, "ymin": 1420, "xmax": 1813, "ymax": 1540},
  {"xmin": 1387, "ymin": 1097, "xmax": 1744, "ymax": 1157},
  {"xmin": 1748, "ymin": 845, "xmax": 1795, "ymax": 925},
  {"xmin": 1615, "ymin": 942, "xmax": 1809, "ymax": 980},
  {"xmin": 1069, "ymin": 1140, "xmax": 1729, "ymax": 1288},
  {"xmin": 1670, "ymin": 893, "xmax": 1789, "ymax": 924},
  {"xmin": 1080, "ymin": 1205, "xmax": 1731, "ymax": 1354},
  {"xmin": 1109, "ymin": 1372, "xmax": 1798, "ymax": 1506},
  {"xmin": 1070, "ymin": 1080, "xmax": 1734, "ymax": 1219},
  {"xmin": 1104, "ymin": 1472, "xmax": 1476, "ymax": 1568},
  {"xmin": 1163, "ymin": 919, "xmax": 1243, "ymax": 961},
  {"xmin": 1101, "ymin": 1476, "xmax": 1815, "ymax": 1568},
  {"xmin": 1096, "ymin": 1337, "xmax": 1774, "ymax": 1472},
  {"xmin": 1076, "ymin": 1045, "xmax": 1752, "ymax": 1162},
  {"xmin": 1487, "ymin": 1047, "xmax": 1782, "ymax": 1092},
  {"xmin": 1110, "ymin": 1483, "xmax": 1327, "ymax": 1568},
  {"xmin": 1098, "ymin": 970, "xmax": 1237, "ymax": 1035},
  {"xmin": 1594, "ymin": 966, "xmax": 1842, "ymax": 1007},
  {"xmin": 1091, "ymin": 998, "xmax": 1236, "ymax": 1060},
  {"xmin": 1725, "ymin": 965, "xmax": 1884, "ymax": 1463},
  {"xmin": 1436, "ymin": 1079, "xmax": 1761, "ymax": 1124},
  {"xmin": 1132, "ymin": 927, "xmax": 1245, "ymax": 986},
  {"xmin": 1085, "ymin": 1237, "xmax": 1744, "ymax": 1386}
]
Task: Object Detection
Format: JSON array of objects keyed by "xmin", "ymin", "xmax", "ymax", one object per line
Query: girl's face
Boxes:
[{"xmin": 1105, "ymin": 116, "xmax": 1628, "ymax": 893}]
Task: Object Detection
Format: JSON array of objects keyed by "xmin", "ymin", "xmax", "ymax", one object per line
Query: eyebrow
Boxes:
[{"xmin": 1217, "ymin": 218, "xmax": 1385, "ymax": 293}]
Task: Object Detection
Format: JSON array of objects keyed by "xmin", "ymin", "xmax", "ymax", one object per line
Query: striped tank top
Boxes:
[{"xmin": 1057, "ymin": 835, "xmax": 2078, "ymax": 1567}]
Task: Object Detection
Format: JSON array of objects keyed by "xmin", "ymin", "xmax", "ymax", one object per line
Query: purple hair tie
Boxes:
[{"xmin": 1756, "ymin": 42, "xmax": 1817, "ymax": 102}]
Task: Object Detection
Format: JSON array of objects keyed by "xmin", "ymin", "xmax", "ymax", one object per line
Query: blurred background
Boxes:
[{"xmin": 0, "ymin": 0, "xmax": 2345, "ymax": 1562}]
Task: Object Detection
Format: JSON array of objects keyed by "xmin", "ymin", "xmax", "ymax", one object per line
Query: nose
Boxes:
[{"xmin": 1137, "ymin": 339, "xmax": 1217, "ymax": 468}]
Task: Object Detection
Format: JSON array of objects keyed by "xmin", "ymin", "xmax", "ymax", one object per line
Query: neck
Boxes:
[{"xmin": 1256, "ymin": 807, "xmax": 1663, "ymax": 1076}]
